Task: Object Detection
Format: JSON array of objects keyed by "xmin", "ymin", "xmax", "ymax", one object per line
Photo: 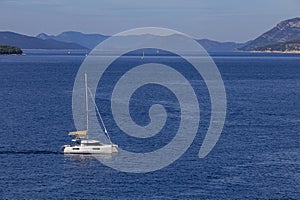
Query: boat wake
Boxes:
[{"xmin": 0, "ymin": 150, "xmax": 60, "ymax": 155}]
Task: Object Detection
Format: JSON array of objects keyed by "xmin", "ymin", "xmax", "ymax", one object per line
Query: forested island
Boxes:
[{"xmin": 0, "ymin": 45, "xmax": 23, "ymax": 55}]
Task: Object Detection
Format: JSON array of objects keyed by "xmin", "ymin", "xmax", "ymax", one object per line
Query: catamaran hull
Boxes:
[{"xmin": 62, "ymin": 144, "xmax": 118, "ymax": 154}]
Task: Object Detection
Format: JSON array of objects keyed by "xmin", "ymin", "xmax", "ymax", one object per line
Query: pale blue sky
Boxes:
[{"xmin": 0, "ymin": 0, "xmax": 299, "ymax": 42}]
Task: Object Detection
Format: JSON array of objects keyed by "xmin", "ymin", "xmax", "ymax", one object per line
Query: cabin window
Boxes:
[
  {"xmin": 92, "ymin": 148, "xmax": 100, "ymax": 150},
  {"xmin": 73, "ymin": 148, "xmax": 80, "ymax": 150},
  {"xmin": 85, "ymin": 143, "xmax": 101, "ymax": 146}
]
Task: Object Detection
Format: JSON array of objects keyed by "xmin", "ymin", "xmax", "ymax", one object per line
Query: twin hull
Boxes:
[{"xmin": 62, "ymin": 144, "xmax": 118, "ymax": 154}]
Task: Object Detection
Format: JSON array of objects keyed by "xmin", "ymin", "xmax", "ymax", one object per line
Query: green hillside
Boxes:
[
  {"xmin": 239, "ymin": 17, "xmax": 300, "ymax": 51},
  {"xmin": 254, "ymin": 39, "xmax": 300, "ymax": 52}
]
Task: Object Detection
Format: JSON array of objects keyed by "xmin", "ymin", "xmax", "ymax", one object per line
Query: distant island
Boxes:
[
  {"xmin": 0, "ymin": 17, "xmax": 299, "ymax": 53},
  {"xmin": 0, "ymin": 44, "xmax": 23, "ymax": 55},
  {"xmin": 239, "ymin": 17, "xmax": 300, "ymax": 53}
]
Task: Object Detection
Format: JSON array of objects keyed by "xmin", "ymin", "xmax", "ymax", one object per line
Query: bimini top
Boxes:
[{"xmin": 69, "ymin": 130, "xmax": 87, "ymax": 136}]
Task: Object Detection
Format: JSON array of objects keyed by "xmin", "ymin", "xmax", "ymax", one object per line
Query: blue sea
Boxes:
[{"xmin": 0, "ymin": 50, "xmax": 299, "ymax": 199}]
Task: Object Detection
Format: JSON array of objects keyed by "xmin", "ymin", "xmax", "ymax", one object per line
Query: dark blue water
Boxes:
[{"xmin": 0, "ymin": 50, "xmax": 299, "ymax": 199}]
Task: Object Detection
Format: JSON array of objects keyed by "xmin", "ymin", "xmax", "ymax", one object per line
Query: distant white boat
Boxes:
[
  {"xmin": 141, "ymin": 51, "xmax": 144, "ymax": 59},
  {"xmin": 62, "ymin": 73, "xmax": 118, "ymax": 154}
]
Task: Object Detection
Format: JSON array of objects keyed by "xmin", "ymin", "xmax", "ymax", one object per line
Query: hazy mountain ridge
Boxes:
[
  {"xmin": 1, "ymin": 17, "xmax": 299, "ymax": 52},
  {"xmin": 36, "ymin": 31, "xmax": 245, "ymax": 52},
  {"xmin": 0, "ymin": 31, "xmax": 85, "ymax": 49},
  {"xmin": 197, "ymin": 39, "xmax": 246, "ymax": 52},
  {"xmin": 36, "ymin": 31, "xmax": 108, "ymax": 49}
]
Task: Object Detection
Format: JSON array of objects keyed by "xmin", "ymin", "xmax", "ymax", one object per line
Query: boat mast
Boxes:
[
  {"xmin": 87, "ymin": 87, "xmax": 113, "ymax": 144},
  {"xmin": 85, "ymin": 73, "xmax": 89, "ymax": 139}
]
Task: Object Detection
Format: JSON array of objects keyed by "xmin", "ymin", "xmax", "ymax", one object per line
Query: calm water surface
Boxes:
[{"xmin": 0, "ymin": 50, "xmax": 299, "ymax": 199}]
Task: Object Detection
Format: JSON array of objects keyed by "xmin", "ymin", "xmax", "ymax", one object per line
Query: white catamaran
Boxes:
[{"xmin": 62, "ymin": 73, "xmax": 118, "ymax": 154}]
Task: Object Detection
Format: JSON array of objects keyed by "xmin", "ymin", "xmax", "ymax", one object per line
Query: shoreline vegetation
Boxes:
[
  {"xmin": 251, "ymin": 50, "xmax": 300, "ymax": 54},
  {"xmin": 251, "ymin": 38, "xmax": 300, "ymax": 54},
  {"xmin": 0, "ymin": 45, "xmax": 24, "ymax": 55}
]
